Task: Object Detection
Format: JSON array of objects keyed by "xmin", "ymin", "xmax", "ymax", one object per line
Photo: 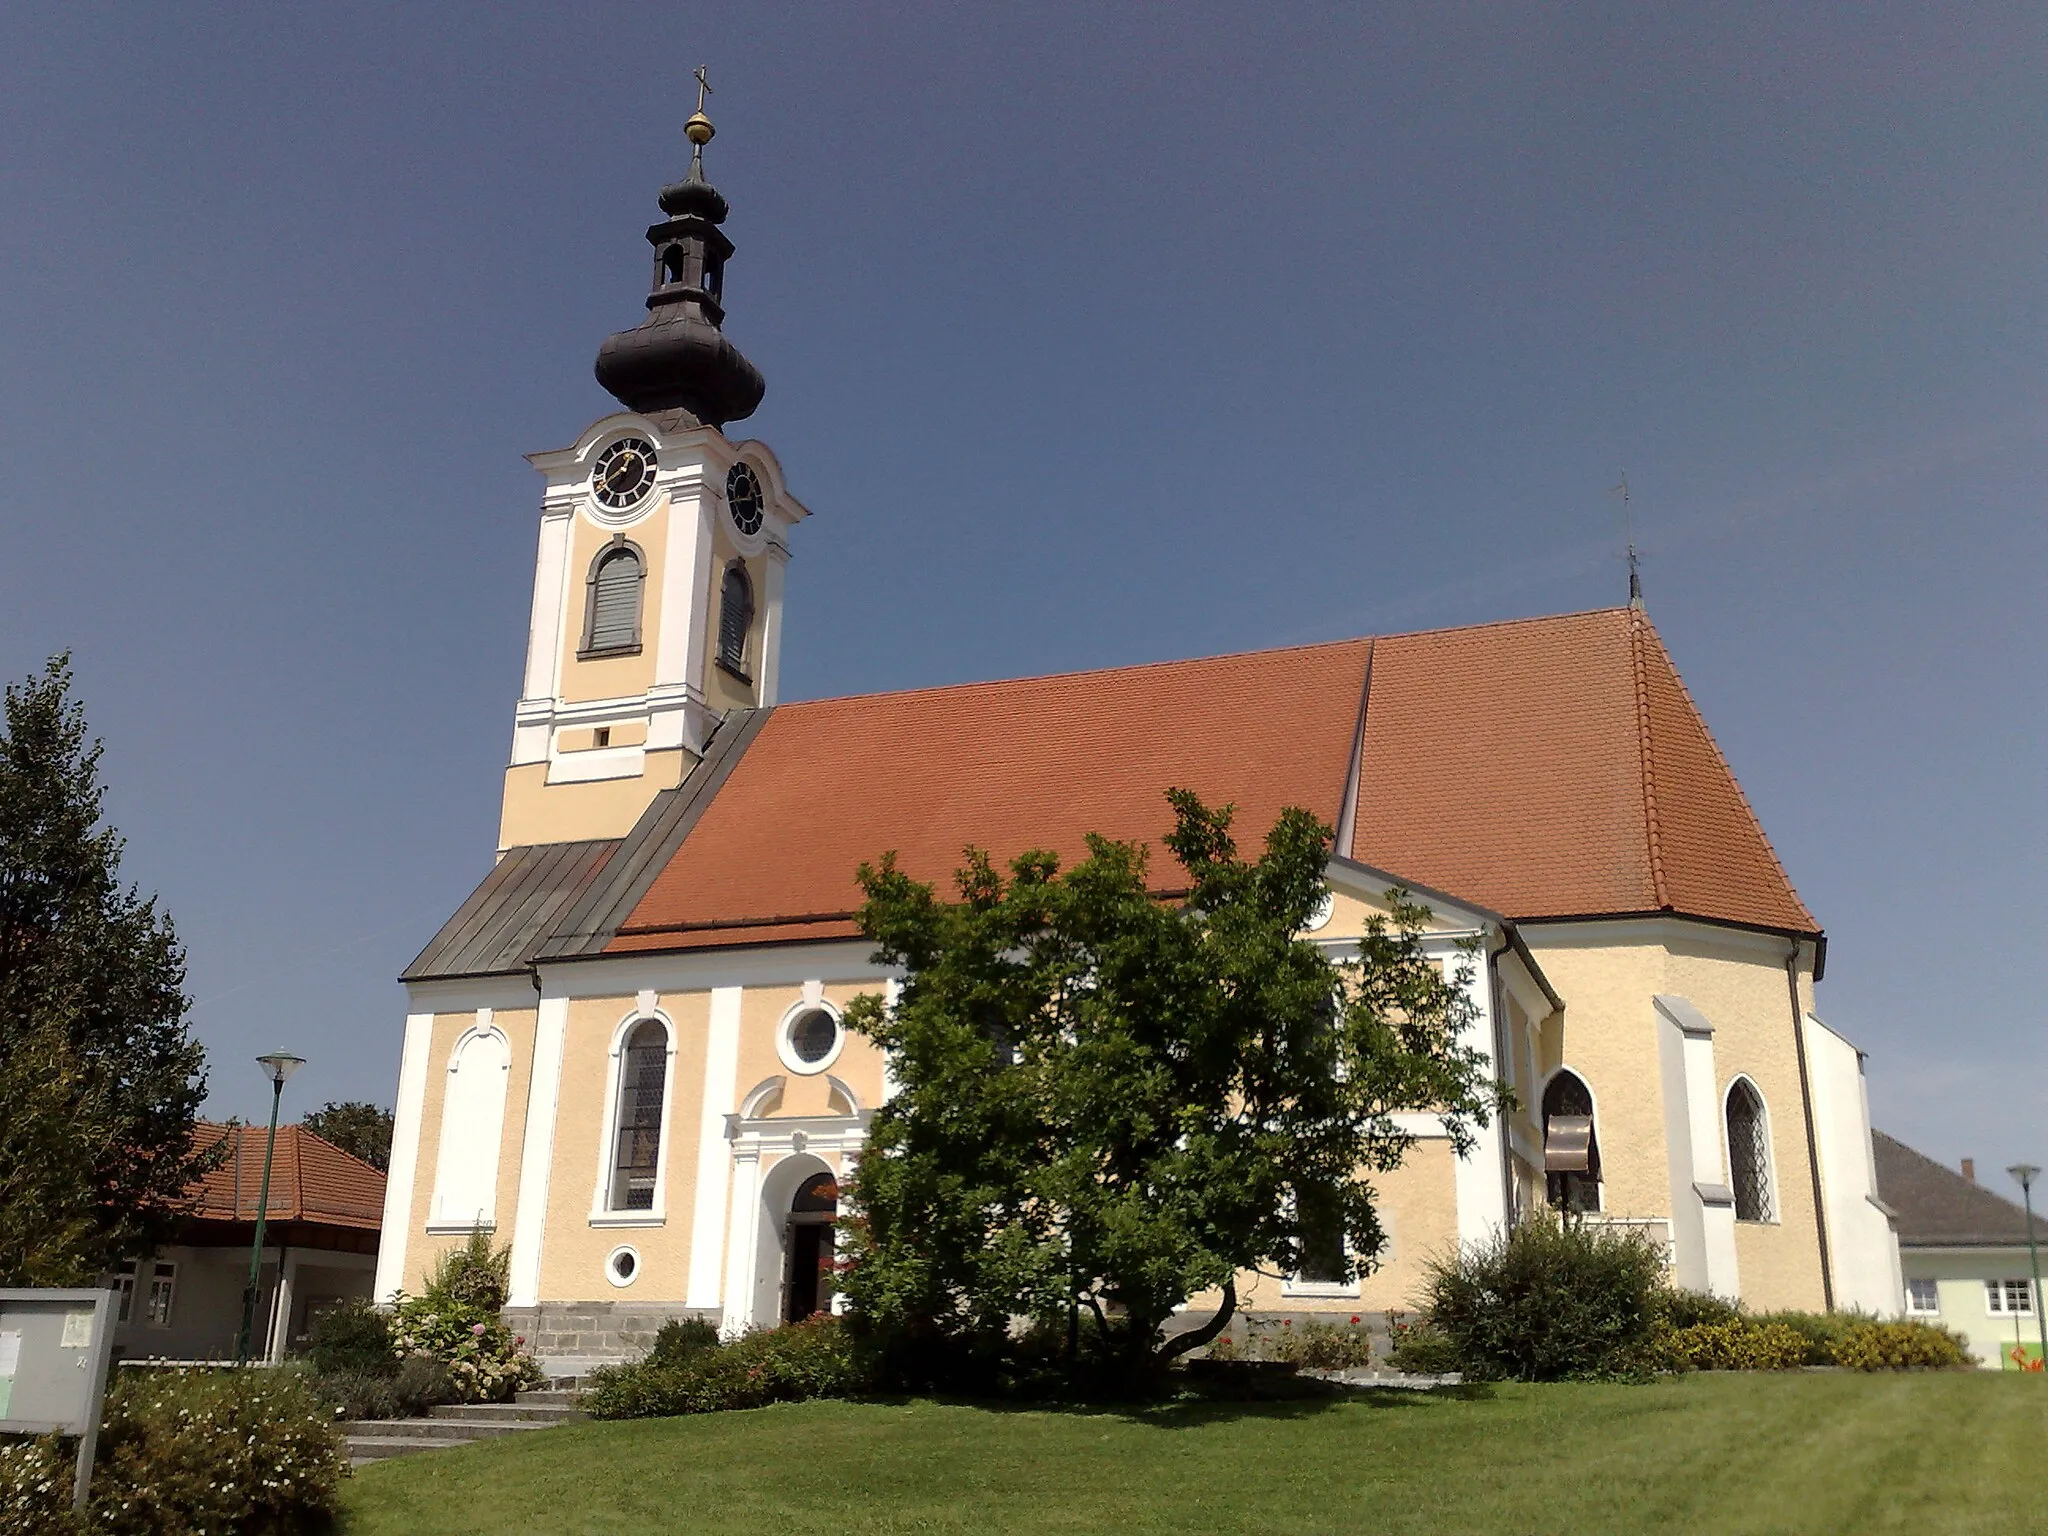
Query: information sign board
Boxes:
[{"xmin": 0, "ymin": 1288, "xmax": 117, "ymax": 1510}]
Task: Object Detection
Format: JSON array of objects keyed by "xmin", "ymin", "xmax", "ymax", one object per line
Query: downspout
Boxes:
[{"xmin": 1785, "ymin": 940, "xmax": 1835, "ymax": 1310}]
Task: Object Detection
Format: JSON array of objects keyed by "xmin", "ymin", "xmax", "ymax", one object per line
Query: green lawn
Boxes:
[{"xmin": 341, "ymin": 1374, "xmax": 2048, "ymax": 1536}]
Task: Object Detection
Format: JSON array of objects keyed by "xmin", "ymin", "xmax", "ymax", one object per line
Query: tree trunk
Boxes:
[{"xmin": 1156, "ymin": 1276, "xmax": 1237, "ymax": 1364}]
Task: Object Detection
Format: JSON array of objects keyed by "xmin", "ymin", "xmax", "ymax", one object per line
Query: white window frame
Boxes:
[
  {"xmin": 1280, "ymin": 1192, "xmax": 1365, "ymax": 1300},
  {"xmin": 776, "ymin": 998, "xmax": 846, "ymax": 1077},
  {"xmin": 114, "ymin": 1260, "xmax": 138, "ymax": 1324},
  {"xmin": 144, "ymin": 1260, "xmax": 177, "ymax": 1329},
  {"xmin": 1721, "ymin": 1074, "xmax": 1779, "ymax": 1226},
  {"xmin": 1985, "ymin": 1278, "xmax": 2036, "ymax": 1317},
  {"xmin": 1904, "ymin": 1277, "xmax": 1940, "ymax": 1316},
  {"xmin": 590, "ymin": 1007, "xmax": 679, "ymax": 1227}
]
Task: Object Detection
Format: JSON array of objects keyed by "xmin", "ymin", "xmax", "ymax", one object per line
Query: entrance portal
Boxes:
[{"xmin": 781, "ymin": 1171, "xmax": 838, "ymax": 1323}]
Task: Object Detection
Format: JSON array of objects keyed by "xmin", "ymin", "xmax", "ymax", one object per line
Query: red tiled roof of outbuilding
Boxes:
[{"xmin": 188, "ymin": 1123, "xmax": 386, "ymax": 1230}]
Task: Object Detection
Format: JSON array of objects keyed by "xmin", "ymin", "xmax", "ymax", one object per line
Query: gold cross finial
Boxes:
[{"xmin": 685, "ymin": 65, "xmax": 716, "ymax": 150}]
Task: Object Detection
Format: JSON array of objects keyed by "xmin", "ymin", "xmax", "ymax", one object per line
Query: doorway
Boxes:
[{"xmin": 781, "ymin": 1170, "xmax": 838, "ymax": 1323}]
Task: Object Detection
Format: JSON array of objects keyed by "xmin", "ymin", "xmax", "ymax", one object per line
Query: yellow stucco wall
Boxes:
[
  {"xmin": 557, "ymin": 503, "xmax": 668, "ymax": 706},
  {"xmin": 496, "ymin": 748, "xmax": 687, "ymax": 850},
  {"xmin": 700, "ymin": 522, "xmax": 764, "ymax": 714}
]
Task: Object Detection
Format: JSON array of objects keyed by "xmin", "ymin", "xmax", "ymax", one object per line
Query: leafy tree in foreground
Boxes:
[
  {"xmin": 0, "ymin": 655, "xmax": 211, "ymax": 1284},
  {"xmin": 302, "ymin": 1100, "xmax": 395, "ymax": 1171},
  {"xmin": 839, "ymin": 789, "xmax": 1498, "ymax": 1380}
]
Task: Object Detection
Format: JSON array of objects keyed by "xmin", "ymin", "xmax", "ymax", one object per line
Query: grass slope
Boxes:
[{"xmin": 342, "ymin": 1374, "xmax": 2048, "ymax": 1536}]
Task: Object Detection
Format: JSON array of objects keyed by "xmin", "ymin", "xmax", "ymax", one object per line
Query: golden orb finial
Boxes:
[{"xmin": 686, "ymin": 65, "xmax": 716, "ymax": 148}]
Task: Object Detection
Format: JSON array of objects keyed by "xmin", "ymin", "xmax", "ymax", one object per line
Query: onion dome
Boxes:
[{"xmin": 593, "ymin": 106, "xmax": 765, "ymax": 427}]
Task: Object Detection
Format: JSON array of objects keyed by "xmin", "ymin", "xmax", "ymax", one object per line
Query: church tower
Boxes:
[{"xmin": 499, "ymin": 101, "xmax": 809, "ymax": 851}]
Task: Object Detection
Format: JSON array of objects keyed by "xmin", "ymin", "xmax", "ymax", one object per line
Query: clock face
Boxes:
[
  {"xmin": 593, "ymin": 438, "xmax": 658, "ymax": 511},
  {"xmin": 727, "ymin": 462, "xmax": 765, "ymax": 536}
]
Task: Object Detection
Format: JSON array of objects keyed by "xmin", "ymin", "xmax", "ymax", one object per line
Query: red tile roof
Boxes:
[
  {"xmin": 590, "ymin": 607, "xmax": 1814, "ymax": 955},
  {"xmin": 187, "ymin": 1122, "xmax": 386, "ymax": 1230}
]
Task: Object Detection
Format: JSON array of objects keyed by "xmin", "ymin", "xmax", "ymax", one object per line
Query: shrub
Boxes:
[
  {"xmin": 90, "ymin": 1367, "xmax": 349, "ymax": 1535},
  {"xmin": 1655, "ymin": 1289, "xmax": 1744, "ymax": 1331},
  {"xmin": 1384, "ymin": 1319, "xmax": 1462, "ymax": 1375},
  {"xmin": 585, "ymin": 1316, "xmax": 871, "ymax": 1419},
  {"xmin": 1748, "ymin": 1309, "xmax": 1860, "ymax": 1365},
  {"xmin": 647, "ymin": 1316, "xmax": 722, "ymax": 1367},
  {"xmin": 308, "ymin": 1297, "xmax": 396, "ymax": 1376},
  {"xmin": 1424, "ymin": 1213, "xmax": 1666, "ymax": 1381},
  {"xmin": 423, "ymin": 1227, "xmax": 512, "ymax": 1313},
  {"xmin": 0, "ymin": 1435, "xmax": 83, "ymax": 1536},
  {"xmin": 1830, "ymin": 1320, "xmax": 1969, "ymax": 1371},
  {"xmin": 1660, "ymin": 1319, "xmax": 1809, "ymax": 1372},
  {"xmin": 307, "ymin": 1354, "xmax": 454, "ymax": 1421},
  {"xmin": 389, "ymin": 1293, "xmax": 544, "ymax": 1403}
]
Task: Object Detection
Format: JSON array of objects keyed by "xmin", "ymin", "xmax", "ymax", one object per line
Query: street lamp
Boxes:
[
  {"xmin": 234, "ymin": 1052, "xmax": 305, "ymax": 1364},
  {"xmin": 2008, "ymin": 1163, "xmax": 2046, "ymax": 1370}
]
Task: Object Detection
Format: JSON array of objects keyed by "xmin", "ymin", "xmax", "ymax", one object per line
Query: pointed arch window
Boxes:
[
  {"xmin": 607, "ymin": 1019, "xmax": 670, "ymax": 1212},
  {"xmin": 1725, "ymin": 1078, "xmax": 1775, "ymax": 1222},
  {"xmin": 1542, "ymin": 1070, "xmax": 1601, "ymax": 1213},
  {"xmin": 581, "ymin": 541, "xmax": 645, "ymax": 657},
  {"xmin": 716, "ymin": 560, "xmax": 754, "ymax": 678}
]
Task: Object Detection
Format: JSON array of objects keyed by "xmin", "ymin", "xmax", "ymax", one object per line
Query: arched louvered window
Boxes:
[
  {"xmin": 1542, "ymin": 1070, "xmax": 1601, "ymax": 1213},
  {"xmin": 582, "ymin": 542, "xmax": 645, "ymax": 656},
  {"xmin": 607, "ymin": 1019, "xmax": 670, "ymax": 1211},
  {"xmin": 717, "ymin": 561, "xmax": 754, "ymax": 676},
  {"xmin": 1726, "ymin": 1078, "xmax": 1775, "ymax": 1222}
]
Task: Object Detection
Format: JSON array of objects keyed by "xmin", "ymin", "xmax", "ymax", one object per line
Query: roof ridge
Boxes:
[
  {"xmin": 1627, "ymin": 609, "xmax": 1672, "ymax": 909},
  {"xmin": 1631, "ymin": 610, "xmax": 1817, "ymax": 931}
]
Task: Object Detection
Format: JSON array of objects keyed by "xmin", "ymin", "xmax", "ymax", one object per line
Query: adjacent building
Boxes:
[
  {"xmin": 374, "ymin": 113, "xmax": 1902, "ymax": 1369},
  {"xmin": 1874, "ymin": 1132, "xmax": 2047, "ymax": 1370}
]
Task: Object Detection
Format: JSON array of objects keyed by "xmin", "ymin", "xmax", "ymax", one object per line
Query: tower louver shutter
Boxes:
[{"xmin": 589, "ymin": 548, "xmax": 642, "ymax": 651}]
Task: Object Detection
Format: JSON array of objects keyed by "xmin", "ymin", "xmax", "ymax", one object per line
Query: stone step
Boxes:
[
  {"xmin": 341, "ymin": 1417, "xmax": 535, "ymax": 1441},
  {"xmin": 346, "ymin": 1434, "xmax": 480, "ymax": 1465},
  {"xmin": 520, "ymin": 1387, "xmax": 587, "ymax": 1404},
  {"xmin": 431, "ymin": 1401, "xmax": 584, "ymax": 1423}
]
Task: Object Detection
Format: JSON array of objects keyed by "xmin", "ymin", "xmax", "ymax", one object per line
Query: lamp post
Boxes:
[
  {"xmin": 234, "ymin": 1051, "xmax": 305, "ymax": 1364},
  {"xmin": 2008, "ymin": 1163, "xmax": 2047, "ymax": 1370}
]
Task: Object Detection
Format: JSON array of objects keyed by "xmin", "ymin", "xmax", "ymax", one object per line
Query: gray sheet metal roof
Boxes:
[
  {"xmin": 1874, "ymin": 1131, "xmax": 2048, "ymax": 1249},
  {"xmin": 403, "ymin": 838, "xmax": 622, "ymax": 981}
]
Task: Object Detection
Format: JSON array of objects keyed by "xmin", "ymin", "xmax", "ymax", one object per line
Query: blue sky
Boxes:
[{"xmin": 2, "ymin": 3, "xmax": 2043, "ymax": 1187}]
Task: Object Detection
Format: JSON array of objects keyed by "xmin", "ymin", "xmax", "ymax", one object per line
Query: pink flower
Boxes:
[{"xmin": 471, "ymin": 1323, "xmax": 487, "ymax": 1336}]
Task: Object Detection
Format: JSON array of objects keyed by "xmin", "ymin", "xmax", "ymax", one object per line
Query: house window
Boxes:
[
  {"xmin": 582, "ymin": 543, "xmax": 645, "ymax": 655},
  {"xmin": 608, "ymin": 1019, "xmax": 670, "ymax": 1211},
  {"xmin": 1296, "ymin": 1190, "xmax": 1350, "ymax": 1286},
  {"xmin": 1542, "ymin": 1070, "xmax": 1601, "ymax": 1213},
  {"xmin": 1725, "ymin": 1078, "xmax": 1775, "ymax": 1223},
  {"xmin": 717, "ymin": 561, "xmax": 754, "ymax": 677},
  {"xmin": 1986, "ymin": 1278, "xmax": 2036, "ymax": 1317},
  {"xmin": 114, "ymin": 1260, "xmax": 138, "ymax": 1324},
  {"xmin": 1905, "ymin": 1278, "xmax": 1940, "ymax": 1315},
  {"xmin": 145, "ymin": 1261, "xmax": 177, "ymax": 1328}
]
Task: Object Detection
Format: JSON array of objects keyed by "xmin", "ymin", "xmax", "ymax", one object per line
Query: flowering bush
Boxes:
[
  {"xmin": 1659, "ymin": 1318, "xmax": 1810, "ymax": 1372},
  {"xmin": 389, "ymin": 1295, "xmax": 545, "ymax": 1403},
  {"xmin": 0, "ymin": 1435, "xmax": 82, "ymax": 1536},
  {"xmin": 1384, "ymin": 1315, "xmax": 1462, "ymax": 1375},
  {"xmin": 585, "ymin": 1316, "xmax": 871, "ymax": 1419}
]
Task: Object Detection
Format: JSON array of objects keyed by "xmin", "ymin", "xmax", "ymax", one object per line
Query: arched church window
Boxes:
[
  {"xmin": 717, "ymin": 561, "xmax": 754, "ymax": 676},
  {"xmin": 1542, "ymin": 1070, "xmax": 1601, "ymax": 1213},
  {"xmin": 607, "ymin": 1019, "xmax": 669, "ymax": 1211},
  {"xmin": 1726, "ymin": 1078, "xmax": 1775, "ymax": 1222},
  {"xmin": 431, "ymin": 1030, "xmax": 509, "ymax": 1228},
  {"xmin": 582, "ymin": 542, "xmax": 645, "ymax": 656}
]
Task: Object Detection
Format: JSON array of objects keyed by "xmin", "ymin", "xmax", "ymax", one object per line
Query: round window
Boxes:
[
  {"xmin": 779, "ymin": 1005, "xmax": 843, "ymax": 1074},
  {"xmin": 606, "ymin": 1246, "xmax": 640, "ymax": 1287}
]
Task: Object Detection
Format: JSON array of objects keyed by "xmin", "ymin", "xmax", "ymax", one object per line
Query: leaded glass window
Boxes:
[
  {"xmin": 1726, "ymin": 1079, "xmax": 1774, "ymax": 1222},
  {"xmin": 608, "ymin": 1020, "xmax": 669, "ymax": 1211}
]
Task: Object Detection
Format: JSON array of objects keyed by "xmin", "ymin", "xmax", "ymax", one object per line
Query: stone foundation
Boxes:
[{"xmin": 502, "ymin": 1303, "xmax": 720, "ymax": 1368}]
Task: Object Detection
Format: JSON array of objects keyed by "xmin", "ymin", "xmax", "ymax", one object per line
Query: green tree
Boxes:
[
  {"xmin": 0, "ymin": 655, "xmax": 211, "ymax": 1284},
  {"xmin": 839, "ymin": 789, "xmax": 1498, "ymax": 1381},
  {"xmin": 301, "ymin": 1100, "xmax": 395, "ymax": 1171}
]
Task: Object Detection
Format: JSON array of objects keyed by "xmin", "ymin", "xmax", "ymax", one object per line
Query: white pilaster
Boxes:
[
  {"xmin": 649, "ymin": 472, "xmax": 717, "ymax": 753},
  {"xmin": 757, "ymin": 538, "xmax": 790, "ymax": 707},
  {"xmin": 687, "ymin": 987, "xmax": 744, "ymax": 1308},
  {"xmin": 1450, "ymin": 943, "xmax": 1509, "ymax": 1245},
  {"xmin": 374, "ymin": 1011, "xmax": 434, "ymax": 1303},
  {"xmin": 721, "ymin": 1147, "xmax": 763, "ymax": 1333},
  {"xmin": 512, "ymin": 507, "xmax": 575, "ymax": 766},
  {"xmin": 507, "ymin": 994, "xmax": 569, "ymax": 1308}
]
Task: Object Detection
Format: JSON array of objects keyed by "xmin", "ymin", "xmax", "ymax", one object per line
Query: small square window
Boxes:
[
  {"xmin": 1905, "ymin": 1277, "xmax": 1939, "ymax": 1315},
  {"xmin": 1985, "ymin": 1278, "xmax": 2035, "ymax": 1317},
  {"xmin": 593, "ymin": 727, "xmax": 611, "ymax": 748}
]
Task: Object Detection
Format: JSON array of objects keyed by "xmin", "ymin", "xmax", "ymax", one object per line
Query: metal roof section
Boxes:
[
  {"xmin": 403, "ymin": 837, "xmax": 622, "ymax": 982},
  {"xmin": 533, "ymin": 706, "xmax": 774, "ymax": 961}
]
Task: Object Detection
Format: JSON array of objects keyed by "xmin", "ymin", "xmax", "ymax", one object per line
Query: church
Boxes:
[{"xmin": 371, "ymin": 106, "xmax": 1902, "ymax": 1368}]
